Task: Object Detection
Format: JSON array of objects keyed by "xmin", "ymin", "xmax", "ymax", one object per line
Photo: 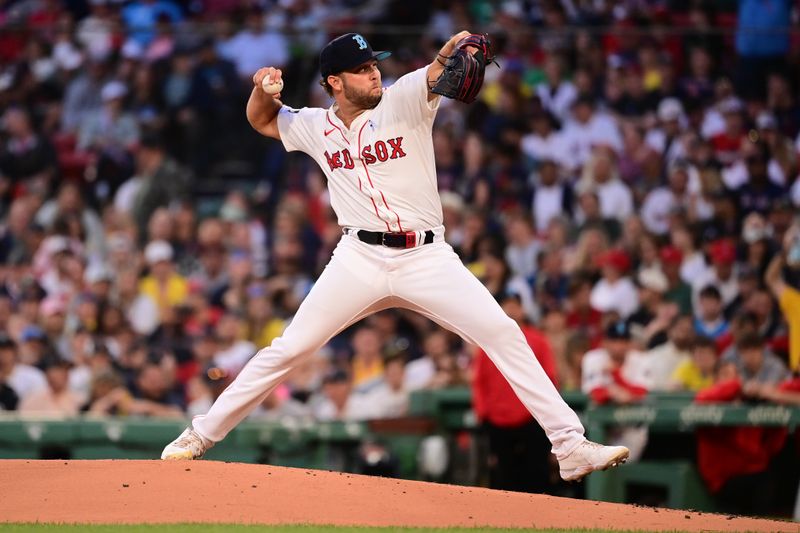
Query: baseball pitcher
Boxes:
[{"xmin": 162, "ymin": 31, "xmax": 629, "ymax": 482}]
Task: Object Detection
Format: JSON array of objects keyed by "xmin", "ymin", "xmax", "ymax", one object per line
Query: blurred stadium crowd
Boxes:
[{"xmin": 0, "ymin": 0, "xmax": 800, "ymax": 510}]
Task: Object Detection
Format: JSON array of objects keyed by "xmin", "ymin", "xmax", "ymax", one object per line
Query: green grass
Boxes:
[{"xmin": 0, "ymin": 526, "xmax": 692, "ymax": 533}]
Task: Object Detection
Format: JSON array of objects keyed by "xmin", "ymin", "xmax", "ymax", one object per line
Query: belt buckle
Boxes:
[{"xmin": 380, "ymin": 232, "xmax": 416, "ymax": 248}]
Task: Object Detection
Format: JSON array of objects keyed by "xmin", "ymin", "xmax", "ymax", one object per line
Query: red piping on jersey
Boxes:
[
  {"xmin": 357, "ymin": 121, "xmax": 404, "ymax": 232},
  {"xmin": 325, "ymin": 112, "xmax": 349, "ymax": 145},
  {"xmin": 326, "ymin": 111, "xmax": 383, "ymax": 226}
]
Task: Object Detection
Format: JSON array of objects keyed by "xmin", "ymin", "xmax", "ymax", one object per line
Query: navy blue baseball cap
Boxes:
[
  {"xmin": 605, "ymin": 321, "xmax": 632, "ymax": 340},
  {"xmin": 319, "ymin": 33, "xmax": 391, "ymax": 77}
]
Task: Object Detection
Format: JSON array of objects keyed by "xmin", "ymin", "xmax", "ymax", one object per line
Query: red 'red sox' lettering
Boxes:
[{"xmin": 325, "ymin": 137, "xmax": 406, "ymax": 171}]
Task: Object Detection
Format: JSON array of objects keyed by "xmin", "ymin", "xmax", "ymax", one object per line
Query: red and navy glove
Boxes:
[{"xmin": 431, "ymin": 33, "xmax": 498, "ymax": 104}]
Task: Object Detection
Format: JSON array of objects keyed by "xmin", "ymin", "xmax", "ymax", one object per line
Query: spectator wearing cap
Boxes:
[
  {"xmin": 738, "ymin": 221, "xmax": 775, "ymax": 295},
  {"xmin": 755, "ymin": 111, "xmax": 797, "ymax": 183},
  {"xmin": 645, "ymin": 98, "xmax": 688, "ymax": 166},
  {"xmin": 0, "ymin": 107, "xmax": 59, "ymax": 204},
  {"xmin": 692, "ymin": 239, "xmax": 739, "ymax": 313},
  {"xmin": 19, "ymin": 357, "xmax": 83, "ymax": 416},
  {"xmin": 473, "ymin": 290, "xmax": 559, "ymax": 493},
  {"xmin": 84, "ymin": 262, "xmax": 114, "ymax": 302},
  {"xmin": 628, "ymin": 267, "xmax": 675, "ymax": 350},
  {"xmin": 138, "ymin": 239, "xmax": 188, "ymax": 325},
  {"xmin": 659, "ymin": 245, "xmax": 693, "ymax": 315},
  {"xmin": 694, "ymin": 285, "xmax": 731, "ymax": 341},
  {"xmin": 575, "ymin": 148, "xmax": 633, "ymax": 224},
  {"xmin": 77, "ymin": 79, "xmax": 140, "ymax": 202},
  {"xmin": 582, "ymin": 321, "xmax": 652, "ymax": 458},
  {"xmin": 18, "ymin": 324, "xmax": 50, "ymax": 367},
  {"xmin": 77, "ymin": 80, "xmax": 139, "ymax": 153},
  {"xmin": 590, "ymin": 249, "xmax": 639, "ymax": 319}
]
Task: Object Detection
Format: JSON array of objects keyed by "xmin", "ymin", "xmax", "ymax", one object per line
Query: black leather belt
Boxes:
[{"xmin": 355, "ymin": 230, "xmax": 434, "ymax": 248}]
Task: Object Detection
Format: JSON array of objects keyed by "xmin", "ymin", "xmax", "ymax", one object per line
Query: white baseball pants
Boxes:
[{"xmin": 192, "ymin": 232, "xmax": 586, "ymax": 459}]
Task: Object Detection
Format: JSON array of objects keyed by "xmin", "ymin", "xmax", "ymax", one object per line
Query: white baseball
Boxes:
[{"xmin": 261, "ymin": 77, "xmax": 283, "ymax": 95}]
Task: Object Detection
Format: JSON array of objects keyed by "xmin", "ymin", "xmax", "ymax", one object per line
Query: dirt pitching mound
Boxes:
[{"xmin": 0, "ymin": 460, "xmax": 796, "ymax": 532}]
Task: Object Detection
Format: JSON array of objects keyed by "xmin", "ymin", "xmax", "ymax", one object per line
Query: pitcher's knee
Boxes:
[{"xmin": 482, "ymin": 316, "xmax": 524, "ymax": 347}]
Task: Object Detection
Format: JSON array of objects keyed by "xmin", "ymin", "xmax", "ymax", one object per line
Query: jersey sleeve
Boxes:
[
  {"xmin": 276, "ymin": 105, "xmax": 321, "ymax": 153},
  {"xmin": 385, "ymin": 66, "xmax": 440, "ymax": 123}
]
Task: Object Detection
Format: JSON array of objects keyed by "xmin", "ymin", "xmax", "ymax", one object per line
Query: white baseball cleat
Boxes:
[
  {"xmin": 559, "ymin": 440, "xmax": 629, "ymax": 481},
  {"xmin": 161, "ymin": 427, "xmax": 213, "ymax": 460}
]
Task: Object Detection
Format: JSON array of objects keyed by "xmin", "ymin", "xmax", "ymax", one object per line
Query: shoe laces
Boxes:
[
  {"xmin": 583, "ymin": 440, "xmax": 604, "ymax": 450},
  {"xmin": 175, "ymin": 430, "xmax": 203, "ymax": 449}
]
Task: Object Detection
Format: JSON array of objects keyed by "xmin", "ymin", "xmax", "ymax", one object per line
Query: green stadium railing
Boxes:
[{"xmin": 2, "ymin": 389, "xmax": 798, "ymax": 512}]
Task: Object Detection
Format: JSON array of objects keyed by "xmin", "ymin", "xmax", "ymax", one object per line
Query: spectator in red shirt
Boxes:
[
  {"xmin": 694, "ymin": 361, "xmax": 789, "ymax": 515},
  {"xmin": 472, "ymin": 291, "xmax": 559, "ymax": 493}
]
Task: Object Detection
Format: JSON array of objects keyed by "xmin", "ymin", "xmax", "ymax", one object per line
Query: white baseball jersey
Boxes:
[
  {"xmin": 277, "ymin": 67, "xmax": 442, "ymax": 232},
  {"xmin": 189, "ymin": 63, "xmax": 589, "ymax": 463}
]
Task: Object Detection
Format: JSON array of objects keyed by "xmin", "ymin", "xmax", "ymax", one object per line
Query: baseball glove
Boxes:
[{"xmin": 431, "ymin": 33, "xmax": 497, "ymax": 104}]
